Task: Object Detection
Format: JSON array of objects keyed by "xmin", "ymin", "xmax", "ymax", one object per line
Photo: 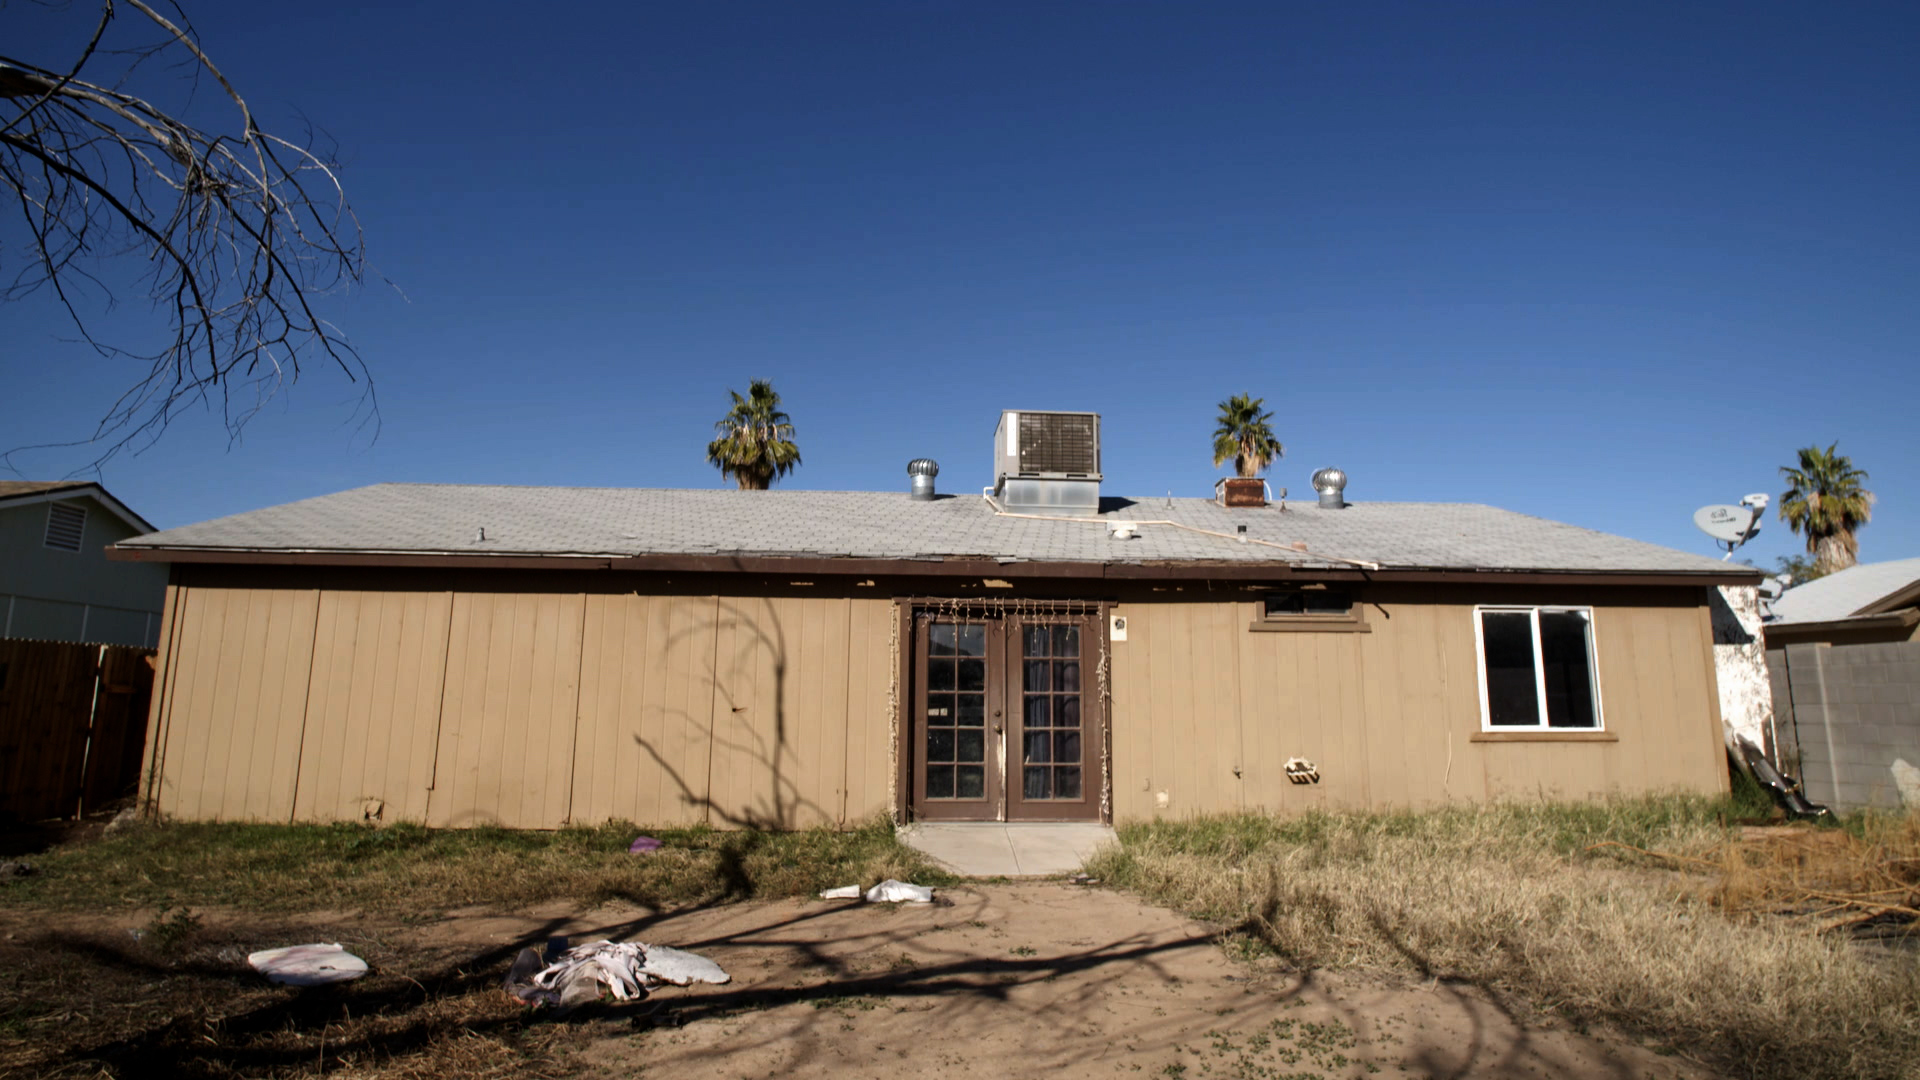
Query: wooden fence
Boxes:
[{"xmin": 0, "ymin": 639, "xmax": 156, "ymax": 821}]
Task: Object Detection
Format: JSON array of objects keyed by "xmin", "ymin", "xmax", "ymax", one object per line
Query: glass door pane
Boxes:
[
  {"xmin": 924, "ymin": 621, "xmax": 990, "ymax": 802},
  {"xmin": 1017, "ymin": 622, "xmax": 1082, "ymax": 801}
]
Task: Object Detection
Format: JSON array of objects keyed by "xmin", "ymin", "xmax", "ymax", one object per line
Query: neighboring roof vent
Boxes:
[
  {"xmin": 1312, "ymin": 467, "xmax": 1347, "ymax": 509},
  {"xmin": 994, "ymin": 410, "xmax": 1101, "ymax": 515},
  {"xmin": 907, "ymin": 458, "xmax": 939, "ymax": 501}
]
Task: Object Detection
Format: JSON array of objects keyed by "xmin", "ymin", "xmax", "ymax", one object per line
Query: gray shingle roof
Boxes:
[
  {"xmin": 1768, "ymin": 557, "xmax": 1920, "ymax": 624},
  {"xmin": 0, "ymin": 481, "xmax": 91, "ymax": 498},
  {"xmin": 116, "ymin": 483, "xmax": 1746, "ymax": 576}
]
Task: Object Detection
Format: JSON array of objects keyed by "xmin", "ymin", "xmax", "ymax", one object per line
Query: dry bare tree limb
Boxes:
[{"xmin": 1, "ymin": 0, "xmax": 377, "ymax": 470}]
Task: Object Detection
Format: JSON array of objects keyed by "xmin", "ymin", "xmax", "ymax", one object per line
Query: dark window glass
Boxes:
[
  {"xmin": 956, "ymin": 624, "xmax": 986, "ymax": 657},
  {"xmin": 956, "ymin": 695, "xmax": 985, "ymax": 726},
  {"xmin": 1051, "ymin": 625, "xmax": 1078, "ymax": 656},
  {"xmin": 1539, "ymin": 611, "xmax": 1599, "ymax": 728},
  {"xmin": 929, "ymin": 623, "xmax": 956, "ymax": 655},
  {"xmin": 1056, "ymin": 766, "xmax": 1081, "ymax": 799},
  {"xmin": 957, "ymin": 658, "xmax": 985, "ymax": 691},
  {"xmin": 1056, "ymin": 661, "xmax": 1080, "ymax": 693},
  {"xmin": 926, "ymin": 766, "xmax": 954, "ymax": 798},
  {"xmin": 927, "ymin": 729, "xmax": 954, "ymax": 762},
  {"xmin": 1024, "ymin": 626, "xmax": 1050, "ymax": 655},
  {"xmin": 928, "ymin": 659, "xmax": 955, "ymax": 691},
  {"xmin": 1059, "ymin": 696, "xmax": 1080, "ymax": 728},
  {"xmin": 1025, "ymin": 730, "xmax": 1051, "ymax": 764},
  {"xmin": 957, "ymin": 766, "xmax": 985, "ymax": 799},
  {"xmin": 1024, "ymin": 766, "xmax": 1051, "ymax": 799},
  {"xmin": 1265, "ymin": 591, "xmax": 1353, "ymax": 617},
  {"xmin": 1025, "ymin": 695, "xmax": 1050, "ymax": 727},
  {"xmin": 956, "ymin": 729, "xmax": 985, "ymax": 763},
  {"xmin": 1481, "ymin": 611, "xmax": 1541, "ymax": 727},
  {"xmin": 1054, "ymin": 731, "xmax": 1080, "ymax": 764},
  {"xmin": 1025, "ymin": 661, "xmax": 1051, "ymax": 692}
]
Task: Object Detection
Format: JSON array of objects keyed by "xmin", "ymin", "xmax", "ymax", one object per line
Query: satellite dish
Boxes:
[
  {"xmin": 1694, "ymin": 505, "xmax": 1756, "ymax": 544},
  {"xmin": 1694, "ymin": 504, "xmax": 1761, "ymax": 558}
]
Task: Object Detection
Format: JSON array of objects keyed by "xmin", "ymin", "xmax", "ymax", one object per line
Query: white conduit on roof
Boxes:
[{"xmin": 980, "ymin": 493, "xmax": 1381, "ymax": 571}]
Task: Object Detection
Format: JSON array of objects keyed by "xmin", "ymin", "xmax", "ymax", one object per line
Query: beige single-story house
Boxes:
[
  {"xmin": 112, "ymin": 414, "xmax": 1757, "ymax": 828},
  {"xmin": 2, "ymin": 481, "xmax": 166, "ymax": 647}
]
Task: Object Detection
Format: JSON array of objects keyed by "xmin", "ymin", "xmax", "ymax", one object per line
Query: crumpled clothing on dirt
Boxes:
[{"xmin": 503, "ymin": 938, "xmax": 729, "ymax": 1009}]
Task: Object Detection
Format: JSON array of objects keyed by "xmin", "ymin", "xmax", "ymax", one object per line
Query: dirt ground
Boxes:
[{"xmin": 1, "ymin": 883, "xmax": 1716, "ymax": 1079}]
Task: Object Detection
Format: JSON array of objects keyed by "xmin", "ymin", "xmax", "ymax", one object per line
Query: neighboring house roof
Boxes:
[
  {"xmin": 0, "ymin": 480, "xmax": 154, "ymax": 534},
  {"xmin": 112, "ymin": 483, "xmax": 1751, "ymax": 580},
  {"xmin": 1768, "ymin": 557, "xmax": 1920, "ymax": 625}
]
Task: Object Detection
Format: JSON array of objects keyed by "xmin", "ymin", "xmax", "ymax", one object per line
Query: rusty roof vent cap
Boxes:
[
  {"xmin": 1311, "ymin": 467, "xmax": 1347, "ymax": 509},
  {"xmin": 907, "ymin": 458, "xmax": 939, "ymax": 501}
]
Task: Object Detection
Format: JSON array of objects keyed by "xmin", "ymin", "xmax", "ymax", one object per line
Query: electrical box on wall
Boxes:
[{"xmin": 1109, "ymin": 614, "xmax": 1128, "ymax": 641}]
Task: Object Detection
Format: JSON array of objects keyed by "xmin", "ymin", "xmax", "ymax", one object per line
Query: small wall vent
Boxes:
[{"xmin": 44, "ymin": 503, "xmax": 86, "ymax": 552}]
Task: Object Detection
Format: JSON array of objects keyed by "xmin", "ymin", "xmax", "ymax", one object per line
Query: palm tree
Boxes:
[
  {"xmin": 1778, "ymin": 442, "xmax": 1873, "ymax": 575},
  {"xmin": 1211, "ymin": 393, "xmax": 1283, "ymax": 478},
  {"xmin": 707, "ymin": 380, "xmax": 801, "ymax": 490}
]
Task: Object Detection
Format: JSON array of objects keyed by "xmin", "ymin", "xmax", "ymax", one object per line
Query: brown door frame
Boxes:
[
  {"xmin": 900, "ymin": 603, "xmax": 1107, "ymax": 824},
  {"xmin": 908, "ymin": 613, "xmax": 1004, "ymax": 821},
  {"xmin": 1004, "ymin": 612, "xmax": 1104, "ymax": 822}
]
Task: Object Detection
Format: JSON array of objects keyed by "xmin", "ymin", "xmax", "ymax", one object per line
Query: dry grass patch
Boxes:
[
  {"xmin": 1086, "ymin": 798, "xmax": 1920, "ymax": 1080},
  {"xmin": 7, "ymin": 815, "xmax": 953, "ymax": 915}
]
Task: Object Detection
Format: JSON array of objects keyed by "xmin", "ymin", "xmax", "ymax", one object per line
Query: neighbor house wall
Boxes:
[
  {"xmin": 1107, "ymin": 584, "xmax": 1729, "ymax": 819},
  {"xmin": 0, "ymin": 496, "xmax": 166, "ymax": 646},
  {"xmin": 142, "ymin": 568, "xmax": 896, "ymax": 828},
  {"xmin": 1768, "ymin": 639, "xmax": 1920, "ymax": 811}
]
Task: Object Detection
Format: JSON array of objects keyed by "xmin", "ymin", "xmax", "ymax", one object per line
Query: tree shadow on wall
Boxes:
[{"xmin": 630, "ymin": 596, "xmax": 838, "ymax": 834}]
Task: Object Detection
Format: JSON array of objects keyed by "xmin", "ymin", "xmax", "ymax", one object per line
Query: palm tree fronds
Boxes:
[
  {"xmin": 706, "ymin": 379, "xmax": 802, "ymax": 490},
  {"xmin": 1778, "ymin": 441, "xmax": 1873, "ymax": 574},
  {"xmin": 1211, "ymin": 392, "xmax": 1283, "ymax": 478}
]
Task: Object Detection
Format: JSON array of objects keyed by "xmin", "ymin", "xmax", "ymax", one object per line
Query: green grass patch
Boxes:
[{"xmin": 10, "ymin": 815, "xmax": 956, "ymax": 913}]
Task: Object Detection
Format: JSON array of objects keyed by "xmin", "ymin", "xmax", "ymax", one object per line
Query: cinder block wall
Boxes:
[{"xmin": 1773, "ymin": 641, "xmax": 1920, "ymax": 810}]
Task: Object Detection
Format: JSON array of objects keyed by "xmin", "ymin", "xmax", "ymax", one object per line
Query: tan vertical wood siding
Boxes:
[
  {"xmin": 570, "ymin": 592, "xmax": 722, "ymax": 827},
  {"xmin": 146, "ymin": 576, "xmax": 898, "ymax": 828},
  {"xmin": 428, "ymin": 592, "xmax": 585, "ymax": 828},
  {"xmin": 143, "ymin": 570, "xmax": 1726, "ymax": 828},
  {"xmin": 1109, "ymin": 586, "xmax": 1728, "ymax": 817},
  {"xmin": 292, "ymin": 590, "xmax": 452, "ymax": 822},
  {"xmin": 146, "ymin": 583, "xmax": 319, "ymax": 821}
]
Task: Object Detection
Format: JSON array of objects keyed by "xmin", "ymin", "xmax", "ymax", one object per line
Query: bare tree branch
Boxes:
[{"xmin": 1, "ymin": 0, "xmax": 378, "ymax": 471}]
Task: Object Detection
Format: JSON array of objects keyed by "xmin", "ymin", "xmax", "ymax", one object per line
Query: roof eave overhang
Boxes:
[
  {"xmin": 106, "ymin": 544, "xmax": 1765, "ymax": 586},
  {"xmin": 1763, "ymin": 607, "xmax": 1920, "ymax": 642},
  {"xmin": 2, "ymin": 483, "xmax": 155, "ymax": 534},
  {"xmin": 1856, "ymin": 579, "xmax": 1920, "ymax": 617}
]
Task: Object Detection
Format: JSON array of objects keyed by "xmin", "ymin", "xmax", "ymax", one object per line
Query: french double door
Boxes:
[{"xmin": 910, "ymin": 612, "xmax": 1103, "ymax": 822}]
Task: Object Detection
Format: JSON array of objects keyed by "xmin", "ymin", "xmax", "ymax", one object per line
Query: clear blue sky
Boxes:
[{"xmin": 6, "ymin": 1, "xmax": 1915, "ymax": 571}]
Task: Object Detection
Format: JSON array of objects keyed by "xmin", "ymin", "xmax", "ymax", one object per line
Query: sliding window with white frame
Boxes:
[{"xmin": 1473, "ymin": 606, "xmax": 1603, "ymax": 731}]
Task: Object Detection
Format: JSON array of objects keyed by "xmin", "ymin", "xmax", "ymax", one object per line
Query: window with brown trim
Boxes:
[{"xmin": 1249, "ymin": 587, "xmax": 1369, "ymax": 632}]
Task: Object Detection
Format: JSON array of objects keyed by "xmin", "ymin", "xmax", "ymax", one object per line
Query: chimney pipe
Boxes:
[
  {"xmin": 1311, "ymin": 467, "xmax": 1347, "ymax": 509},
  {"xmin": 908, "ymin": 458, "xmax": 939, "ymax": 501}
]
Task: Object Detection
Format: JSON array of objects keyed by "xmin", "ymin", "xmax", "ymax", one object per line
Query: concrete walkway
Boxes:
[{"xmin": 899, "ymin": 822, "xmax": 1119, "ymax": 877}]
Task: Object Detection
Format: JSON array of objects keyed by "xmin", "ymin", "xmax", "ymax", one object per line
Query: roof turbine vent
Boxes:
[
  {"xmin": 1312, "ymin": 467, "xmax": 1347, "ymax": 510},
  {"xmin": 907, "ymin": 458, "xmax": 940, "ymax": 501}
]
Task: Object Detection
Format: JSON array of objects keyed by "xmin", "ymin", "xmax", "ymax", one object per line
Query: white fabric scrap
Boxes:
[
  {"xmin": 818, "ymin": 884, "xmax": 862, "ymax": 900},
  {"xmin": 638, "ymin": 944, "xmax": 731, "ymax": 986},
  {"xmin": 865, "ymin": 879, "xmax": 935, "ymax": 903},
  {"xmin": 248, "ymin": 943, "xmax": 369, "ymax": 986},
  {"xmin": 522, "ymin": 940, "xmax": 730, "ymax": 1005}
]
